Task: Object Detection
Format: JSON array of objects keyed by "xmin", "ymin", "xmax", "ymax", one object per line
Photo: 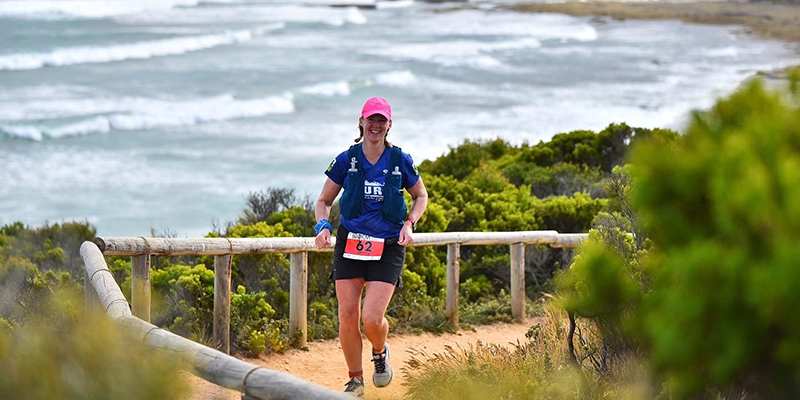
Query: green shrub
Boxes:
[
  {"xmin": 558, "ymin": 78, "xmax": 800, "ymax": 398},
  {"xmin": 308, "ymin": 299, "xmax": 338, "ymax": 340},
  {"xmin": 149, "ymin": 264, "xmax": 215, "ymax": 343},
  {"xmin": 0, "ymin": 254, "xmax": 83, "ymax": 327},
  {"xmin": 458, "ymin": 291, "xmax": 514, "ymax": 325},
  {"xmin": 0, "ymin": 221, "xmax": 95, "ymax": 278},
  {"xmin": 242, "ymin": 329, "xmax": 268, "ymax": 355},
  {"xmin": 631, "ymin": 79, "xmax": 800, "ymax": 397},
  {"xmin": 534, "ymin": 192, "xmax": 608, "ymax": 233},
  {"xmin": 231, "ymin": 285, "xmax": 277, "ymax": 353},
  {"xmin": 419, "ymin": 138, "xmax": 513, "ymax": 180},
  {"xmin": 460, "ymin": 275, "xmax": 494, "ymax": 302},
  {"xmin": 502, "ymin": 162, "xmax": 607, "ymax": 198}
]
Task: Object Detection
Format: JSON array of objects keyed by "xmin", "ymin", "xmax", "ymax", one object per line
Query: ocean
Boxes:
[{"xmin": 1, "ymin": 0, "xmax": 798, "ymax": 237}]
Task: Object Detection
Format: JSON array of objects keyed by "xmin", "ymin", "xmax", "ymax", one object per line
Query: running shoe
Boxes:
[
  {"xmin": 343, "ymin": 376, "xmax": 364, "ymax": 397},
  {"xmin": 371, "ymin": 343, "xmax": 393, "ymax": 388}
]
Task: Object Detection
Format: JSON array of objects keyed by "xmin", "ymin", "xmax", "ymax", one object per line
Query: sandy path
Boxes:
[{"xmin": 188, "ymin": 318, "xmax": 538, "ymax": 400}]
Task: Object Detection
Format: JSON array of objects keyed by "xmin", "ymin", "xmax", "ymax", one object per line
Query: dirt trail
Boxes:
[{"xmin": 188, "ymin": 318, "xmax": 538, "ymax": 400}]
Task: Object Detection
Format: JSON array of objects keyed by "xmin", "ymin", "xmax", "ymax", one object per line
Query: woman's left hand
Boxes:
[{"xmin": 398, "ymin": 224, "xmax": 414, "ymax": 247}]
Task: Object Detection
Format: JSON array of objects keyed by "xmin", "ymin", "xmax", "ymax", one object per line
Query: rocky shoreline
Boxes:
[
  {"xmin": 507, "ymin": 1, "xmax": 800, "ymax": 43},
  {"xmin": 505, "ymin": 0, "xmax": 800, "ymax": 77}
]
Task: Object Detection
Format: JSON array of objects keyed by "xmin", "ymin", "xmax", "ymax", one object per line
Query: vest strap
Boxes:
[{"xmin": 339, "ymin": 144, "xmax": 408, "ymax": 224}]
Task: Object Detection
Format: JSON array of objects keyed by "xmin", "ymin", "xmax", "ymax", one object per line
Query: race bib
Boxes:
[{"xmin": 343, "ymin": 232, "xmax": 385, "ymax": 261}]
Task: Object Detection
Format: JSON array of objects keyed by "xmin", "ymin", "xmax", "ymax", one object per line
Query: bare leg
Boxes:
[
  {"xmin": 336, "ymin": 278, "xmax": 366, "ymax": 374},
  {"xmin": 362, "ymin": 281, "xmax": 395, "ymax": 352}
]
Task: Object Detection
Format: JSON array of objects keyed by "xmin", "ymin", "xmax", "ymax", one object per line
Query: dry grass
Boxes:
[
  {"xmin": 401, "ymin": 303, "xmax": 657, "ymax": 400},
  {"xmin": 402, "ymin": 305, "xmax": 581, "ymax": 400}
]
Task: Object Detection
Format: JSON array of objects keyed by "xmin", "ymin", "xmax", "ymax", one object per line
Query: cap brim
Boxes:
[{"xmin": 362, "ymin": 110, "xmax": 391, "ymax": 120}]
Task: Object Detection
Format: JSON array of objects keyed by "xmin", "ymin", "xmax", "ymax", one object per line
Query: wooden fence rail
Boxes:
[
  {"xmin": 91, "ymin": 230, "xmax": 586, "ymax": 350},
  {"xmin": 81, "ymin": 241, "xmax": 349, "ymax": 400}
]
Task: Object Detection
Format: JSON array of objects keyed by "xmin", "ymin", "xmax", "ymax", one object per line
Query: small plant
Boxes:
[{"xmin": 242, "ymin": 329, "xmax": 268, "ymax": 355}]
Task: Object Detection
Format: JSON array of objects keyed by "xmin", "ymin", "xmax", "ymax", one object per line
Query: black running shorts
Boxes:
[{"xmin": 332, "ymin": 224, "xmax": 405, "ymax": 286}]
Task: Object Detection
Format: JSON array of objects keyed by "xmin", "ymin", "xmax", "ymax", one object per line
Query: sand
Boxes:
[{"xmin": 187, "ymin": 318, "xmax": 539, "ymax": 400}]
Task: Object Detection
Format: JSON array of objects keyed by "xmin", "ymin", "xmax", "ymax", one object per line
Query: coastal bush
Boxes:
[
  {"xmin": 417, "ymin": 168, "xmax": 606, "ymax": 308},
  {"xmin": 457, "ymin": 289, "xmax": 543, "ymax": 326},
  {"xmin": 239, "ymin": 187, "xmax": 298, "ymax": 225},
  {"xmin": 0, "ymin": 221, "xmax": 94, "ymax": 279},
  {"xmin": 146, "ymin": 263, "xmax": 293, "ymax": 353},
  {"xmin": 555, "ymin": 78, "xmax": 800, "ymax": 398},
  {"xmin": 533, "ymin": 192, "xmax": 608, "ymax": 233},
  {"xmin": 215, "ymin": 221, "xmax": 293, "ymax": 298},
  {"xmin": 630, "ymin": 78, "xmax": 800, "ymax": 397},
  {"xmin": 231, "ymin": 285, "xmax": 285, "ymax": 355},
  {"xmin": 514, "ymin": 123, "xmax": 676, "ymax": 172},
  {"xmin": 149, "ymin": 264, "xmax": 214, "ymax": 343},
  {"xmin": 502, "ymin": 162, "xmax": 607, "ymax": 198},
  {"xmin": 308, "ymin": 299, "xmax": 338, "ymax": 340},
  {"xmin": 418, "ymin": 138, "xmax": 513, "ymax": 180},
  {"xmin": 416, "ymin": 126, "xmax": 654, "ymax": 301},
  {"xmin": 0, "ymin": 236, "xmax": 84, "ymax": 328}
]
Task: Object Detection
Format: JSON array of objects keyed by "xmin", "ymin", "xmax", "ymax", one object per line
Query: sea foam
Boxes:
[
  {"xmin": 408, "ymin": 9, "xmax": 598, "ymax": 42},
  {"xmin": 0, "ymin": 0, "xmax": 200, "ymax": 21},
  {"xmin": 299, "ymin": 81, "xmax": 352, "ymax": 97},
  {"xmin": 116, "ymin": 4, "xmax": 367, "ymax": 26},
  {"xmin": 0, "ymin": 25, "xmax": 283, "ymax": 71},
  {"xmin": 367, "ymin": 38, "xmax": 541, "ymax": 69},
  {"xmin": 0, "ymin": 125, "xmax": 43, "ymax": 142},
  {"xmin": 374, "ymin": 70, "xmax": 418, "ymax": 87},
  {"xmin": 0, "ymin": 93, "xmax": 295, "ymax": 141},
  {"xmin": 376, "ymin": 0, "xmax": 414, "ymax": 9}
]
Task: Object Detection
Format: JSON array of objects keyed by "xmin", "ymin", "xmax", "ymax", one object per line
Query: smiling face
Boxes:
[{"xmin": 360, "ymin": 113, "xmax": 392, "ymax": 145}]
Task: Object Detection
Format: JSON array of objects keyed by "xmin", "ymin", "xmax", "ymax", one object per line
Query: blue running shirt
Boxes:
[{"xmin": 325, "ymin": 145, "xmax": 420, "ymax": 238}]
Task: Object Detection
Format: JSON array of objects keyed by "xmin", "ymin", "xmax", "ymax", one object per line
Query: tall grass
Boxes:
[{"xmin": 402, "ymin": 304, "xmax": 652, "ymax": 400}]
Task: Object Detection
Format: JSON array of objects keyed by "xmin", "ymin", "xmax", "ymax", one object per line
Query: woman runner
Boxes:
[{"xmin": 314, "ymin": 97, "xmax": 428, "ymax": 397}]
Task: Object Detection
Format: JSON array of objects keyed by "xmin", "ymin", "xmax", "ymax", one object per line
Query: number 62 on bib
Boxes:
[{"xmin": 343, "ymin": 232, "xmax": 385, "ymax": 261}]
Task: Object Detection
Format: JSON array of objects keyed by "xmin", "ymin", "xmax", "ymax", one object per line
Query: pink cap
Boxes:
[{"xmin": 361, "ymin": 97, "xmax": 392, "ymax": 120}]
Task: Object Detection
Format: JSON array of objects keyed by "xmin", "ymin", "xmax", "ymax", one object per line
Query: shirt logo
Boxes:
[
  {"xmin": 413, "ymin": 164, "xmax": 419, "ymax": 176},
  {"xmin": 364, "ymin": 180, "xmax": 384, "ymax": 201},
  {"xmin": 327, "ymin": 158, "xmax": 336, "ymax": 172}
]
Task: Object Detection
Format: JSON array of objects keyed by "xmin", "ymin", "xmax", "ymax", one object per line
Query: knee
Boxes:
[
  {"xmin": 339, "ymin": 305, "xmax": 360, "ymax": 328},
  {"xmin": 361, "ymin": 310, "xmax": 384, "ymax": 332}
]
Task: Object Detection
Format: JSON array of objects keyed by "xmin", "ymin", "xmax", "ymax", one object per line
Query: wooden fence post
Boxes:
[
  {"xmin": 446, "ymin": 243, "xmax": 460, "ymax": 329},
  {"xmin": 290, "ymin": 251, "xmax": 308, "ymax": 347},
  {"xmin": 213, "ymin": 254, "xmax": 232, "ymax": 354},
  {"xmin": 131, "ymin": 254, "xmax": 151, "ymax": 322},
  {"xmin": 510, "ymin": 243, "xmax": 525, "ymax": 322}
]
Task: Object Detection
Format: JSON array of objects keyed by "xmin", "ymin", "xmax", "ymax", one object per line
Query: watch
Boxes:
[{"xmin": 407, "ymin": 217, "xmax": 417, "ymax": 231}]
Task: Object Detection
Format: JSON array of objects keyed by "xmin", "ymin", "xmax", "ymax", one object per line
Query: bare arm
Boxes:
[
  {"xmin": 398, "ymin": 178, "xmax": 428, "ymax": 246},
  {"xmin": 315, "ymin": 178, "xmax": 342, "ymax": 248}
]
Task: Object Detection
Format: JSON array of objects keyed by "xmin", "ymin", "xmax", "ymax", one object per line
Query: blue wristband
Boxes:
[{"xmin": 315, "ymin": 219, "xmax": 333, "ymax": 236}]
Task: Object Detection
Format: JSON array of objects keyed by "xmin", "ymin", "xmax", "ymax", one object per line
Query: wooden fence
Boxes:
[{"xmin": 83, "ymin": 230, "xmax": 585, "ymax": 400}]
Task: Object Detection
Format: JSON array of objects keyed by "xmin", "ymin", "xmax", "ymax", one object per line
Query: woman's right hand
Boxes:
[{"xmin": 315, "ymin": 229, "xmax": 331, "ymax": 249}]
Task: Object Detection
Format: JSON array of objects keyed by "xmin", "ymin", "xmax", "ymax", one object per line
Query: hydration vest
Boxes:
[{"xmin": 340, "ymin": 144, "xmax": 407, "ymax": 223}]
